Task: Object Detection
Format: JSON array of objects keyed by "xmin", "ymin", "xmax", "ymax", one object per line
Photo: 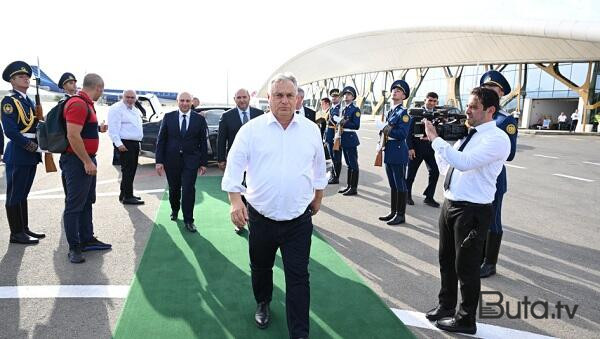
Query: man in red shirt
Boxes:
[{"xmin": 61, "ymin": 73, "xmax": 110, "ymax": 263}]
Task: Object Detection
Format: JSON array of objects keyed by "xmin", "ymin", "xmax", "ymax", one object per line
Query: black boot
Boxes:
[
  {"xmin": 21, "ymin": 201, "xmax": 45, "ymax": 239},
  {"xmin": 328, "ymin": 161, "xmax": 341, "ymax": 184},
  {"xmin": 338, "ymin": 169, "xmax": 352, "ymax": 194},
  {"xmin": 379, "ymin": 189, "xmax": 398, "ymax": 221},
  {"xmin": 343, "ymin": 169, "xmax": 358, "ymax": 196},
  {"xmin": 6, "ymin": 205, "xmax": 38, "ymax": 245},
  {"xmin": 407, "ymin": 191, "xmax": 415, "ymax": 205},
  {"xmin": 480, "ymin": 232, "xmax": 502, "ymax": 278},
  {"xmin": 387, "ymin": 191, "xmax": 406, "ymax": 225}
]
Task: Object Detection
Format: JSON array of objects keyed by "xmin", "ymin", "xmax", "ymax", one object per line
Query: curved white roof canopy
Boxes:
[{"xmin": 259, "ymin": 20, "xmax": 600, "ymax": 96}]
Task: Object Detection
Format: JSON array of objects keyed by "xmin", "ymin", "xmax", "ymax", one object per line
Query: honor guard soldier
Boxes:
[
  {"xmin": 1, "ymin": 61, "xmax": 44, "ymax": 244},
  {"xmin": 378, "ymin": 80, "xmax": 411, "ymax": 225},
  {"xmin": 58, "ymin": 72, "xmax": 78, "ymax": 97},
  {"xmin": 479, "ymin": 70, "xmax": 518, "ymax": 278},
  {"xmin": 325, "ymin": 88, "xmax": 342, "ymax": 184},
  {"xmin": 337, "ymin": 86, "xmax": 361, "ymax": 196}
]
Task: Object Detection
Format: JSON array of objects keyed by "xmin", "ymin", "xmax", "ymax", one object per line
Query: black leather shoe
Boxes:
[
  {"xmin": 132, "ymin": 195, "xmax": 141, "ymax": 200},
  {"xmin": 255, "ymin": 302, "xmax": 270, "ymax": 329},
  {"xmin": 425, "ymin": 305, "xmax": 455, "ymax": 321},
  {"xmin": 424, "ymin": 197, "xmax": 440, "ymax": 208},
  {"xmin": 25, "ymin": 229, "xmax": 46, "ymax": 239},
  {"xmin": 386, "ymin": 214, "xmax": 405, "ymax": 225},
  {"xmin": 185, "ymin": 223, "xmax": 197, "ymax": 233},
  {"xmin": 171, "ymin": 212, "xmax": 178, "ymax": 221},
  {"xmin": 480, "ymin": 263, "xmax": 496, "ymax": 278},
  {"xmin": 435, "ymin": 316, "xmax": 476, "ymax": 334},
  {"xmin": 9, "ymin": 232, "xmax": 39, "ymax": 245},
  {"xmin": 342, "ymin": 187, "xmax": 357, "ymax": 196},
  {"xmin": 234, "ymin": 227, "xmax": 245, "ymax": 235},
  {"xmin": 68, "ymin": 248, "xmax": 85, "ymax": 264},
  {"xmin": 122, "ymin": 197, "xmax": 144, "ymax": 205},
  {"xmin": 407, "ymin": 196, "xmax": 415, "ymax": 205}
]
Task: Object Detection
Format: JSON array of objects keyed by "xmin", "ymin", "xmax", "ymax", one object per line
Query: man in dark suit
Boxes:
[
  {"xmin": 217, "ymin": 88, "xmax": 263, "ymax": 171},
  {"xmin": 155, "ymin": 92, "xmax": 208, "ymax": 233},
  {"xmin": 217, "ymin": 88, "xmax": 263, "ymax": 234},
  {"xmin": 295, "ymin": 88, "xmax": 316, "ymax": 122}
]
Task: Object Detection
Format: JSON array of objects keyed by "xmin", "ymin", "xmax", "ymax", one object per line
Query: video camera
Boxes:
[{"xmin": 409, "ymin": 106, "xmax": 468, "ymax": 141}]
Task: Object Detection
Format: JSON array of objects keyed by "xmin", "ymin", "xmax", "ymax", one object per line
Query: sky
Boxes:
[{"xmin": 1, "ymin": 0, "xmax": 597, "ymax": 104}]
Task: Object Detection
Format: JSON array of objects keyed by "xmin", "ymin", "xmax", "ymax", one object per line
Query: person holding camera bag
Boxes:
[{"xmin": 424, "ymin": 87, "xmax": 510, "ymax": 335}]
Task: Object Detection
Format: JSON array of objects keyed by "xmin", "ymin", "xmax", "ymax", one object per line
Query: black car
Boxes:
[{"xmin": 139, "ymin": 106, "xmax": 231, "ymax": 161}]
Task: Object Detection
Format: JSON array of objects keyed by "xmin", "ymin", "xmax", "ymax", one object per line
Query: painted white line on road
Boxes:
[
  {"xmin": 29, "ymin": 179, "xmax": 119, "ymax": 196},
  {"xmin": 0, "ymin": 188, "xmax": 166, "ymax": 201},
  {"xmin": 534, "ymin": 154, "xmax": 559, "ymax": 159},
  {"xmin": 0, "ymin": 285, "xmax": 130, "ymax": 299},
  {"xmin": 391, "ymin": 309, "xmax": 557, "ymax": 339},
  {"xmin": 505, "ymin": 164, "xmax": 527, "ymax": 169},
  {"xmin": 552, "ymin": 174, "xmax": 595, "ymax": 182},
  {"xmin": 362, "ymin": 137, "xmax": 374, "ymax": 140},
  {"xmin": 583, "ymin": 161, "xmax": 600, "ymax": 166}
]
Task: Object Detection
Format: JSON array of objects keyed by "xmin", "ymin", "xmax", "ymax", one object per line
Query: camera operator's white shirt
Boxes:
[{"xmin": 432, "ymin": 120, "xmax": 510, "ymax": 204}]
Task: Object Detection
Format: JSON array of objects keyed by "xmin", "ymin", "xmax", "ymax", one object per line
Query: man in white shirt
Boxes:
[
  {"xmin": 295, "ymin": 88, "xmax": 316, "ymax": 122},
  {"xmin": 557, "ymin": 112, "xmax": 568, "ymax": 130},
  {"xmin": 423, "ymin": 87, "xmax": 510, "ymax": 335},
  {"xmin": 108, "ymin": 90, "xmax": 144, "ymax": 205},
  {"xmin": 222, "ymin": 73, "xmax": 327, "ymax": 339},
  {"xmin": 570, "ymin": 109, "xmax": 579, "ymax": 132}
]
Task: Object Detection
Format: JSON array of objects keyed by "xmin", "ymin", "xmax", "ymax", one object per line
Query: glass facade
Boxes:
[{"xmin": 302, "ymin": 62, "xmax": 598, "ymax": 124}]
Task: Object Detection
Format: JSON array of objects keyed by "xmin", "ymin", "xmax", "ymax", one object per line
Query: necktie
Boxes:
[
  {"xmin": 181, "ymin": 114, "xmax": 187, "ymax": 137},
  {"xmin": 443, "ymin": 128, "xmax": 477, "ymax": 191},
  {"xmin": 242, "ymin": 111, "xmax": 248, "ymax": 124}
]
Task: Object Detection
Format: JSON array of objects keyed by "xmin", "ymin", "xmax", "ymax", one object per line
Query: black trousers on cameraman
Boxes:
[
  {"xmin": 118, "ymin": 140, "xmax": 140, "ymax": 200},
  {"xmin": 406, "ymin": 139, "xmax": 439, "ymax": 199},
  {"xmin": 438, "ymin": 199, "xmax": 491, "ymax": 320}
]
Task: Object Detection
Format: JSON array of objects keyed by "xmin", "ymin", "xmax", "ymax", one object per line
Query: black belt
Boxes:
[
  {"xmin": 247, "ymin": 204, "xmax": 311, "ymax": 223},
  {"xmin": 121, "ymin": 139, "xmax": 141, "ymax": 143},
  {"xmin": 447, "ymin": 199, "xmax": 491, "ymax": 207}
]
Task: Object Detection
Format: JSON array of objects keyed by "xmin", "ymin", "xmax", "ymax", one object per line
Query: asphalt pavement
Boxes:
[{"xmin": 0, "ymin": 116, "xmax": 599, "ymax": 338}]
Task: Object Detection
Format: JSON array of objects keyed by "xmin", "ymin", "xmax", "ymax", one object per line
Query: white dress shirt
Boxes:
[
  {"xmin": 107, "ymin": 101, "xmax": 143, "ymax": 147},
  {"xmin": 571, "ymin": 112, "xmax": 579, "ymax": 120},
  {"xmin": 432, "ymin": 120, "xmax": 510, "ymax": 204},
  {"xmin": 222, "ymin": 112, "xmax": 328, "ymax": 221},
  {"xmin": 179, "ymin": 110, "xmax": 191, "ymax": 130},
  {"xmin": 237, "ymin": 107, "xmax": 250, "ymax": 124}
]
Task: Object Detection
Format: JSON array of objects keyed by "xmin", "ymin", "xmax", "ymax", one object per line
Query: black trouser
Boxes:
[
  {"xmin": 438, "ymin": 199, "xmax": 492, "ymax": 319},
  {"xmin": 406, "ymin": 141, "xmax": 439, "ymax": 199},
  {"xmin": 165, "ymin": 156, "xmax": 198, "ymax": 223},
  {"xmin": 248, "ymin": 204, "xmax": 312, "ymax": 339},
  {"xmin": 119, "ymin": 140, "xmax": 140, "ymax": 199}
]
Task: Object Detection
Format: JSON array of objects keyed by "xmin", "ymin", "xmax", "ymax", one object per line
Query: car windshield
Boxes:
[{"xmin": 203, "ymin": 109, "xmax": 225, "ymax": 126}]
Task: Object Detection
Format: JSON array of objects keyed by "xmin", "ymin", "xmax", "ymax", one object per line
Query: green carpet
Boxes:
[{"xmin": 113, "ymin": 176, "xmax": 414, "ymax": 338}]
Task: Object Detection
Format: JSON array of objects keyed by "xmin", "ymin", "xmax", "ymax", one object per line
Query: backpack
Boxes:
[{"xmin": 36, "ymin": 96, "xmax": 91, "ymax": 153}]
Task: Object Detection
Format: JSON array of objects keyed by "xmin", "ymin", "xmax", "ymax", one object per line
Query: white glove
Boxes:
[
  {"xmin": 333, "ymin": 115, "xmax": 342, "ymax": 123},
  {"xmin": 375, "ymin": 119, "xmax": 387, "ymax": 131}
]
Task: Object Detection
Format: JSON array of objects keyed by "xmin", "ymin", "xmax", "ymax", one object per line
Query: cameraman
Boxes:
[
  {"xmin": 424, "ymin": 87, "xmax": 510, "ymax": 335},
  {"xmin": 406, "ymin": 92, "xmax": 440, "ymax": 207}
]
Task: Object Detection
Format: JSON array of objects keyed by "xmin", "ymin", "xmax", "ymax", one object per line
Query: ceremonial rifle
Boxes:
[{"xmin": 34, "ymin": 58, "xmax": 57, "ymax": 172}]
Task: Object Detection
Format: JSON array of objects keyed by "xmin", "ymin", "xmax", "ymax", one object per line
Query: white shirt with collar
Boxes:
[
  {"xmin": 432, "ymin": 120, "xmax": 510, "ymax": 204},
  {"xmin": 237, "ymin": 107, "xmax": 251, "ymax": 124},
  {"xmin": 178, "ymin": 110, "xmax": 192, "ymax": 130},
  {"xmin": 222, "ymin": 112, "xmax": 328, "ymax": 221},
  {"xmin": 107, "ymin": 101, "xmax": 144, "ymax": 147}
]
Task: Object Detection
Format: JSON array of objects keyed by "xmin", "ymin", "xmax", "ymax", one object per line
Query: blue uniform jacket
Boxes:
[
  {"xmin": 325, "ymin": 103, "xmax": 340, "ymax": 143},
  {"xmin": 155, "ymin": 111, "xmax": 209, "ymax": 169},
  {"xmin": 494, "ymin": 110, "xmax": 518, "ymax": 193},
  {"xmin": 383, "ymin": 105, "xmax": 410, "ymax": 165},
  {"xmin": 1, "ymin": 91, "xmax": 42, "ymax": 165},
  {"xmin": 340, "ymin": 103, "xmax": 361, "ymax": 148}
]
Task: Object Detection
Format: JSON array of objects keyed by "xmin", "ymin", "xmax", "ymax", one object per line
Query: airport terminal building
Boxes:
[{"xmin": 260, "ymin": 21, "xmax": 600, "ymax": 132}]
